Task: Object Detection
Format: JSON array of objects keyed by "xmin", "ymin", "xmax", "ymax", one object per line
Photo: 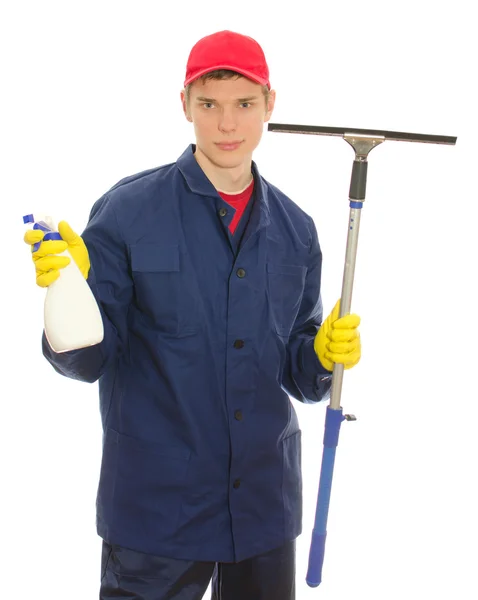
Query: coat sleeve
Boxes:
[
  {"xmin": 280, "ymin": 216, "xmax": 332, "ymax": 403},
  {"xmin": 42, "ymin": 194, "xmax": 133, "ymax": 383}
]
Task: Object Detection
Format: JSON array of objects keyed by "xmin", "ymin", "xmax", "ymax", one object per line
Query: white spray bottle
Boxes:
[{"xmin": 23, "ymin": 214, "xmax": 104, "ymax": 353}]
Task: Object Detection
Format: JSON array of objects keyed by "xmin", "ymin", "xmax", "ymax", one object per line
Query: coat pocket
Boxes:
[
  {"xmin": 100, "ymin": 428, "xmax": 191, "ymax": 539},
  {"xmin": 267, "ymin": 263, "xmax": 307, "ymax": 337},
  {"xmin": 130, "ymin": 242, "xmax": 201, "ymax": 336},
  {"xmin": 282, "ymin": 430, "xmax": 303, "ymax": 538}
]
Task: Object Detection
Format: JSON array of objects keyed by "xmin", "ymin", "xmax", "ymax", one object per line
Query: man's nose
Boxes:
[{"xmin": 219, "ymin": 109, "xmax": 237, "ymax": 131}]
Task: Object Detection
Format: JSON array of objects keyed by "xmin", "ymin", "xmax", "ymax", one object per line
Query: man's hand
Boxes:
[{"xmin": 314, "ymin": 299, "xmax": 361, "ymax": 372}]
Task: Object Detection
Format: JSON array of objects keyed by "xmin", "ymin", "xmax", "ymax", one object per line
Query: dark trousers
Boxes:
[{"xmin": 100, "ymin": 539, "xmax": 296, "ymax": 600}]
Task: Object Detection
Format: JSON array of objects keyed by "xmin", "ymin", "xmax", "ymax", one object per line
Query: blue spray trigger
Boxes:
[
  {"xmin": 31, "ymin": 229, "xmax": 62, "ymax": 251},
  {"xmin": 44, "ymin": 232, "xmax": 62, "ymax": 241},
  {"xmin": 23, "ymin": 214, "xmax": 58, "ymax": 252}
]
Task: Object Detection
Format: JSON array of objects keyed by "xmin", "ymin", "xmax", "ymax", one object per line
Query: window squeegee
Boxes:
[{"xmin": 267, "ymin": 122, "xmax": 457, "ymax": 589}]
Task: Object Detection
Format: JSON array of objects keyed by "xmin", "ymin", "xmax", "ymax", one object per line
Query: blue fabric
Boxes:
[
  {"xmin": 100, "ymin": 538, "xmax": 295, "ymax": 599},
  {"xmin": 42, "ymin": 144, "xmax": 332, "ymax": 563}
]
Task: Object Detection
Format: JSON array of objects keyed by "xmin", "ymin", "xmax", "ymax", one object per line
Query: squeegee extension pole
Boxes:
[{"xmin": 306, "ymin": 135, "xmax": 383, "ymax": 588}]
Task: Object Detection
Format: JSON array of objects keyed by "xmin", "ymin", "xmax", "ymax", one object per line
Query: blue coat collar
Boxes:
[{"xmin": 176, "ymin": 143, "xmax": 271, "ymax": 229}]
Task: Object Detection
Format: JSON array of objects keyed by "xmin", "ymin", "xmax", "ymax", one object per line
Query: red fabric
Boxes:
[
  {"xmin": 184, "ymin": 30, "xmax": 270, "ymax": 89},
  {"xmin": 218, "ymin": 178, "xmax": 255, "ymax": 234}
]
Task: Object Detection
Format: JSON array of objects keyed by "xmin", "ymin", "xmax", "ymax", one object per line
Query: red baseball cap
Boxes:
[{"xmin": 184, "ymin": 30, "xmax": 271, "ymax": 90}]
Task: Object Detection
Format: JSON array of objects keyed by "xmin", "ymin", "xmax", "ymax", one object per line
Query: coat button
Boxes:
[
  {"xmin": 234, "ymin": 410, "xmax": 243, "ymax": 421},
  {"xmin": 219, "ymin": 208, "xmax": 228, "ymax": 217},
  {"xmin": 233, "ymin": 339, "xmax": 244, "ymax": 349},
  {"xmin": 236, "ymin": 268, "xmax": 246, "ymax": 278},
  {"xmin": 233, "ymin": 479, "xmax": 241, "ymax": 489}
]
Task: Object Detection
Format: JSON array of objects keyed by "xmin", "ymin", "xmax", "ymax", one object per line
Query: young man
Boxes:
[{"xmin": 24, "ymin": 30, "xmax": 360, "ymax": 600}]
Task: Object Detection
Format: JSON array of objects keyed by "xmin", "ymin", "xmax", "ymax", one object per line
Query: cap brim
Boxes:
[{"xmin": 184, "ymin": 65, "xmax": 270, "ymax": 89}]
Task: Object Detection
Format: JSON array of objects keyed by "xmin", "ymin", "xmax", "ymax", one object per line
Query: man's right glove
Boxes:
[{"xmin": 24, "ymin": 221, "xmax": 91, "ymax": 288}]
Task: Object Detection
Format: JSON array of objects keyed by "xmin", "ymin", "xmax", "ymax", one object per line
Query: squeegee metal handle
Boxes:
[
  {"xmin": 330, "ymin": 193, "xmax": 363, "ymax": 409},
  {"xmin": 330, "ymin": 136, "xmax": 381, "ymax": 409}
]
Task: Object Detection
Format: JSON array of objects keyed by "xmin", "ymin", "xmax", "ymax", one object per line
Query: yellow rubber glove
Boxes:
[
  {"xmin": 314, "ymin": 299, "xmax": 361, "ymax": 372},
  {"xmin": 24, "ymin": 221, "xmax": 91, "ymax": 288}
]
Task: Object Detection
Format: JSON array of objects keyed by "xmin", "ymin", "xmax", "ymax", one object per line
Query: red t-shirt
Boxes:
[{"xmin": 217, "ymin": 178, "xmax": 255, "ymax": 235}]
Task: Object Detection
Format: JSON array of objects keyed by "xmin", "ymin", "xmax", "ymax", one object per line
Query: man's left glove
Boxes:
[
  {"xmin": 24, "ymin": 221, "xmax": 90, "ymax": 288},
  {"xmin": 314, "ymin": 299, "xmax": 361, "ymax": 372}
]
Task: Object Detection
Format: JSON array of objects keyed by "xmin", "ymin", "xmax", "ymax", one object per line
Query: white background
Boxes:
[{"xmin": 2, "ymin": 1, "xmax": 477, "ymax": 598}]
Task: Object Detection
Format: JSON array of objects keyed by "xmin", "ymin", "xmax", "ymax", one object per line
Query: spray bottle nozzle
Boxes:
[
  {"xmin": 22, "ymin": 214, "xmax": 56, "ymax": 230},
  {"xmin": 23, "ymin": 214, "xmax": 58, "ymax": 252}
]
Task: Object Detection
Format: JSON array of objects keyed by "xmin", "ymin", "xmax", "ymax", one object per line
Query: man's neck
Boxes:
[{"xmin": 194, "ymin": 145, "xmax": 253, "ymax": 193}]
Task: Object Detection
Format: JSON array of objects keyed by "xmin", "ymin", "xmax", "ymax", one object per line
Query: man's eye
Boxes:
[{"xmin": 201, "ymin": 102, "xmax": 252, "ymax": 109}]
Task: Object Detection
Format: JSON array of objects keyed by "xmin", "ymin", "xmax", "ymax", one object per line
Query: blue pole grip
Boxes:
[
  {"xmin": 306, "ymin": 407, "xmax": 345, "ymax": 587},
  {"xmin": 306, "ymin": 530, "xmax": 327, "ymax": 587}
]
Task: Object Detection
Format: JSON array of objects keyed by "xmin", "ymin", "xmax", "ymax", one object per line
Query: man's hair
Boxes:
[{"xmin": 184, "ymin": 69, "xmax": 270, "ymax": 109}]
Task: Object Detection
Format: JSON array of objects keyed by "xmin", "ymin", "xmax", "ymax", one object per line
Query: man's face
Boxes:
[{"xmin": 181, "ymin": 76, "xmax": 275, "ymax": 168}]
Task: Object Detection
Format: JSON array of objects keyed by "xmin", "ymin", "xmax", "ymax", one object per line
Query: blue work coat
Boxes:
[{"xmin": 42, "ymin": 144, "xmax": 333, "ymax": 563}]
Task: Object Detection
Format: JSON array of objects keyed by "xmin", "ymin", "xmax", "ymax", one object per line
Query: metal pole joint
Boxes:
[{"xmin": 344, "ymin": 134, "xmax": 384, "ymax": 160}]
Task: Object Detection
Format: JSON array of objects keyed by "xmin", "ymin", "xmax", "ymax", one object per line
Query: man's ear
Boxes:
[
  {"xmin": 264, "ymin": 89, "xmax": 276, "ymax": 122},
  {"xmin": 180, "ymin": 90, "xmax": 193, "ymax": 122}
]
